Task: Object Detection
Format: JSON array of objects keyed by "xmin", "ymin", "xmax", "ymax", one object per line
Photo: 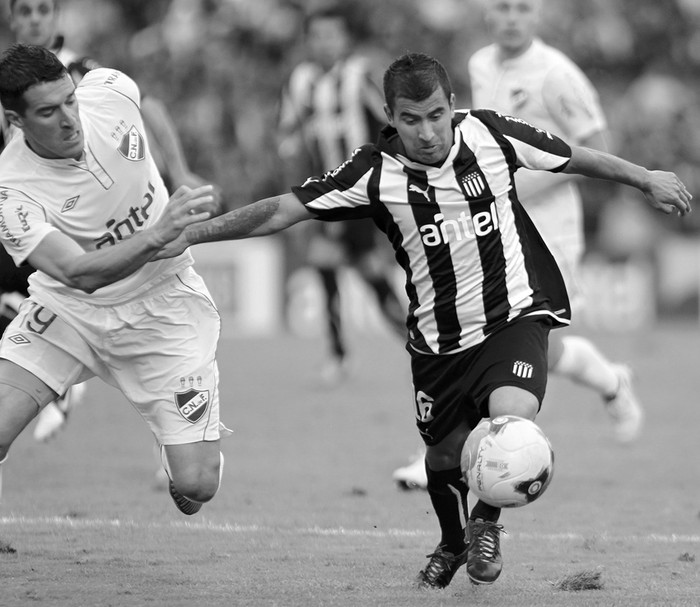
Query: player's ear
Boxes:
[
  {"xmin": 449, "ymin": 93, "xmax": 456, "ymax": 117},
  {"xmin": 384, "ymin": 104, "xmax": 394, "ymax": 126},
  {"xmin": 4, "ymin": 109, "xmax": 23, "ymax": 130}
]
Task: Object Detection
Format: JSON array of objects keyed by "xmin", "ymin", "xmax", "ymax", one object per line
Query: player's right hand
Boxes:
[
  {"xmin": 152, "ymin": 185, "xmax": 214, "ymax": 247},
  {"xmin": 643, "ymin": 171, "xmax": 693, "ymax": 217}
]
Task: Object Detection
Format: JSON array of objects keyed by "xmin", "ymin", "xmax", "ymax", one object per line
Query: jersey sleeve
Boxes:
[
  {"xmin": 0, "ymin": 190, "xmax": 59, "ymax": 265},
  {"xmin": 471, "ymin": 109, "xmax": 572, "ymax": 172},
  {"xmin": 291, "ymin": 144, "xmax": 376, "ymax": 221},
  {"xmin": 541, "ymin": 63, "xmax": 607, "ymax": 142},
  {"xmin": 77, "ymin": 68, "xmax": 141, "ymax": 107}
]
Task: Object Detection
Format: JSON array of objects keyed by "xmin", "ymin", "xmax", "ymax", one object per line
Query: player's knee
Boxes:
[
  {"xmin": 0, "ymin": 380, "xmax": 51, "ymax": 456},
  {"xmin": 426, "ymin": 420, "xmax": 470, "ymax": 470},
  {"xmin": 488, "ymin": 386, "xmax": 539, "ymax": 421},
  {"xmin": 171, "ymin": 459, "xmax": 221, "ymax": 503}
]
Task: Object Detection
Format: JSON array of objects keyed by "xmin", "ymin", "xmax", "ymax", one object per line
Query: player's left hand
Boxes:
[{"xmin": 643, "ymin": 171, "xmax": 693, "ymax": 216}]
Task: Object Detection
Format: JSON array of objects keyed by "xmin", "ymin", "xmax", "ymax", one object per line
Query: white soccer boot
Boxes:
[
  {"xmin": 392, "ymin": 448, "xmax": 428, "ymax": 490},
  {"xmin": 605, "ymin": 364, "xmax": 644, "ymax": 444},
  {"xmin": 33, "ymin": 382, "xmax": 87, "ymax": 442}
]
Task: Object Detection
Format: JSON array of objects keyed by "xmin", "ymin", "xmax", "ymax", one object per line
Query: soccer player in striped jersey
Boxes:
[
  {"xmin": 392, "ymin": 0, "xmax": 646, "ymax": 493},
  {"xmin": 2, "ymin": 0, "xmax": 222, "ymax": 445},
  {"xmin": 277, "ymin": 6, "xmax": 405, "ymax": 385},
  {"xmin": 468, "ymin": 0, "xmax": 644, "ymax": 443},
  {"xmin": 0, "ymin": 44, "xmax": 228, "ymax": 516},
  {"xmin": 157, "ymin": 53, "xmax": 691, "ymax": 587}
]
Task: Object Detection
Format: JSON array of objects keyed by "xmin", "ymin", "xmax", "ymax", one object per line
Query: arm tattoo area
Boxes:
[{"xmin": 188, "ymin": 197, "xmax": 281, "ymax": 243}]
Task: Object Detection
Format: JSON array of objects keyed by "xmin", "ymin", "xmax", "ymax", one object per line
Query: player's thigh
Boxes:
[
  {"xmin": 0, "ymin": 359, "xmax": 58, "ymax": 450},
  {"xmin": 114, "ymin": 270, "xmax": 223, "ymax": 445},
  {"xmin": 0, "ymin": 298, "xmax": 96, "ymax": 397},
  {"xmin": 488, "ymin": 386, "xmax": 539, "ymax": 421},
  {"xmin": 474, "ymin": 317, "xmax": 551, "ymax": 418}
]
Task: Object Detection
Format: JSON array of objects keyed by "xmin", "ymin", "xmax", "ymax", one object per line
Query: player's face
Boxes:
[
  {"xmin": 10, "ymin": 0, "xmax": 58, "ymax": 48},
  {"xmin": 485, "ymin": 0, "xmax": 541, "ymax": 57},
  {"xmin": 7, "ymin": 74, "xmax": 84, "ymax": 160},
  {"xmin": 306, "ymin": 16, "xmax": 350, "ymax": 70},
  {"xmin": 385, "ymin": 88, "xmax": 455, "ymax": 166}
]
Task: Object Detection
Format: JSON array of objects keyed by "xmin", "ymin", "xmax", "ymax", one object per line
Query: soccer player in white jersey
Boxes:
[
  {"xmin": 469, "ymin": 0, "xmax": 644, "ymax": 441},
  {"xmin": 0, "ymin": 44, "xmax": 228, "ymax": 516},
  {"xmin": 4, "ymin": 0, "xmax": 222, "ymax": 444},
  {"xmin": 154, "ymin": 53, "xmax": 691, "ymax": 587}
]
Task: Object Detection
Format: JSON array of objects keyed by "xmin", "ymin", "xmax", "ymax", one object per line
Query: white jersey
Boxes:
[
  {"xmin": 0, "ymin": 68, "xmax": 194, "ymax": 307},
  {"xmin": 468, "ymin": 38, "xmax": 606, "ymax": 291}
]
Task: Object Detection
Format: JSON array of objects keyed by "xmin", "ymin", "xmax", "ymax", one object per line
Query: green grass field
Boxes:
[{"xmin": 1, "ymin": 322, "xmax": 698, "ymax": 606}]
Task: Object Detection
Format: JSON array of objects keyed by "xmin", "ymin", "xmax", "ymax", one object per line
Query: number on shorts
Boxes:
[{"xmin": 26, "ymin": 304, "xmax": 57, "ymax": 335}]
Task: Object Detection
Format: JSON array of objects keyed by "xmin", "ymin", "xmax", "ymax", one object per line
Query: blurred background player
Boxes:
[
  {"xmin": 392, "ymin": 0, "xmax": 645, "ymax": 492},
  {"xmin": 276, "ymin": 5, "xmax": 405, "ymax": 385},
  {"xmin": 2, "ymin": 0, "xmax": 222, "ymax": 444},
  {"xmin": 469, "ymin": 0, "xmax": 644, "ymax": 441}
]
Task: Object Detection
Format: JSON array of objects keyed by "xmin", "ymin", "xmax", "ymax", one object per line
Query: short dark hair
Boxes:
[
  {"xmin": 0, "ymin": 43, "xmax": 67, "ymax": 114},
  {"xmin": 383, "ymin": 53, "xmax": 453, "ymax": 113}
]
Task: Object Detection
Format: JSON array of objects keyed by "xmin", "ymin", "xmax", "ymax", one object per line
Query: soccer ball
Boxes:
[{"xmin": 461, "ymin": 415, "xmax": 554, "ymax": 508}]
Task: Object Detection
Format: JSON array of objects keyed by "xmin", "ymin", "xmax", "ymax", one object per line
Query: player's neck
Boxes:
[{"xmin": 497, "ymin": 39, "xmax": 534, "ymax": 62}]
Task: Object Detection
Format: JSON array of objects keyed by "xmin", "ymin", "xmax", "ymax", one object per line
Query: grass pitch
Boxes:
[{"xmin": 1, "ymin": 322, "xmax": 698, "ymax": 606}]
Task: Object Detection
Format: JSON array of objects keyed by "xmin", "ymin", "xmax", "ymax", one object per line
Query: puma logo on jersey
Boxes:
[
  {"xmin": 409, "ymin": 184, "xmax": 431, "ymax": 202},
  {"xmin": 420, "ymin": 202, "xmax": 500, "ymax": 246}
]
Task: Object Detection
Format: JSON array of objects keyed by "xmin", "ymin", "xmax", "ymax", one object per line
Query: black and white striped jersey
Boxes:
[
  {"xmin": 278, "ymin": 55, "xmax": 386, "ymax": 175},
  {"xmin": 292, "ymin": 109, "xmax": 572, "ymax": 355}
]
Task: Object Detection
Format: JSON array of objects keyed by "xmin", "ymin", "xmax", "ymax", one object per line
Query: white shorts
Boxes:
[{"xmin": 0, "ymin": 267, "xmax": 223, "ymax": 445}]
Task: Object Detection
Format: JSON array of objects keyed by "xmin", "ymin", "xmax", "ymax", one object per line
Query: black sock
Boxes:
[
  {"xmin": 426, "ymin": 465, "xmax": 469, "ymax": 554},
  {"xmin": 469, "ymin": 499, "xmax": 501, "ymax": 524}
]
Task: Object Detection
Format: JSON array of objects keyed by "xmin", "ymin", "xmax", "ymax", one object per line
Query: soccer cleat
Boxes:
[
  {"xmin": 605, "ymin": 364, "xmax": 644, "ymax": 444},
  {"xmin": 33, "ymin": 402, "xmax": 67, "ymax": 442},
  {"xmin": 416, "ymin": 543, "xmax": 468, "ymax": 589},
  {"xmin": 33, "ymin": 382, "xmax": 87, "ymax": 442},
  {"xmin": 168, "ymin": 481, "xmax": 203, "ymax": 515},
  {"xmin": 466, "ymin": 518, "xmax": 504, "ymax": 585},
  {"xmin": 392, "ymin": 448, "xmax": 428, "ymax": 491}
]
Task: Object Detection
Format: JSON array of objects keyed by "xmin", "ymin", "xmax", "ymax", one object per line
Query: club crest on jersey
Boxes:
[
  {"xmin": 118, "ymin": 126, "xmax": 145, "ymax": 161},
  {"xmin": 462, "ymin": 172, "xmax": 486, "ymax": 198},
  {"xmin": 175, "ymin": 388, "xmax": 210, "ymax": 424}
]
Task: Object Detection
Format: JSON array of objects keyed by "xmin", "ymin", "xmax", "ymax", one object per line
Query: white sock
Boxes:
[{"xmin": 552, "ymin": 335, "xmax": 619, "ymax": 399}]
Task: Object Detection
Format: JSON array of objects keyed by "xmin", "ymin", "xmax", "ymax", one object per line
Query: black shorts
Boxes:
[{"xmin": 409, "ymin": 316, "xmax": 551, "ymax": 446}]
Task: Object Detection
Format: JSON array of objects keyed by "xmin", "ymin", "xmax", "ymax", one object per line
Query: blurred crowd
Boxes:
[{"xmin": 2, "ymin": 0, "xmax": 699, "ymax": 312}]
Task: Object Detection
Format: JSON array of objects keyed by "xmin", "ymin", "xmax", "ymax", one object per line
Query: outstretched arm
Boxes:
[
  {"xmin": 563, "ymin": 146, "xmax": 693, "ymax": 216},
  {"xmin": 28, "ymin": 186, "xmax": 214, "ymax": 293},
  {"xmin": 156, "ymin": 192, "xmax": 315, "ymax": 259}
]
